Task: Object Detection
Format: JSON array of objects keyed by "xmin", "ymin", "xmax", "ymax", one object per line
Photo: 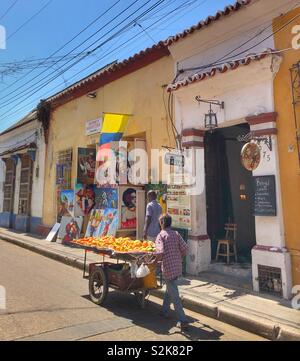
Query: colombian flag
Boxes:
[{"xmin": 99, "ymin": 113, "xmax": 129, "ymax": 146}]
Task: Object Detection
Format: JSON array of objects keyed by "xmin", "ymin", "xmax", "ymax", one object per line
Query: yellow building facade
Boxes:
[
  {"xmin": 41, "ymin": 46, "xmax": 174, "ymax": 227},
  {"xmin": 273, "ymin": 8, "xmax": 300, "ymax": 286}
]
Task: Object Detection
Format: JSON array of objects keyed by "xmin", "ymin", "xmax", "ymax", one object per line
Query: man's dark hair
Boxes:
[
  {"xmin": 147, "ymin": 190, "xmax": 157, "ymax": 200},
  {"xmin": 159, "ymin": 214, "xmax": 172, "ymax": 229}
]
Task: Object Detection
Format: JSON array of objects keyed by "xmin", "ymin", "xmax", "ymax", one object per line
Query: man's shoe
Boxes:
[{"xmin": 176, "ymin": 321, "xmax": 189, "ymax": 331}]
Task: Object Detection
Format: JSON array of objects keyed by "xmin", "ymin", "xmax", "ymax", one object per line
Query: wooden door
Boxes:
[
  {"xmin": 3, "ymin": 159, "xmax": 16, "ymax": 213},
  {"xmin": 18, "ymin": 155, "xmax": 33, "ymax": 215}
]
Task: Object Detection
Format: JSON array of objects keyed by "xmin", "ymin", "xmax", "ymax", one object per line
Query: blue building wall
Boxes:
[{"xmin": 0, "ymin": 213, "xmax": 42, "ymax": 234}]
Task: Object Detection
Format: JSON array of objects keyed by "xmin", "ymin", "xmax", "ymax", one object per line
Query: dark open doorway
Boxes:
[{"xmin": 204, "ymin": 123, "xmax": 256, "ymax": 263}]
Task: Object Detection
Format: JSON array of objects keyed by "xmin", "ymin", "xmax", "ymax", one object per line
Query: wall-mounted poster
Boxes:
[
  {"xmin": 120, "ymin": 187, "xmax": 137, "ymax": 229},
  {"xmin": 77, "ymin": 148, "xmax": 96, "ymax": 184},
  {"xmin": 58, "ymin": 216, "xmax": 83, "ymax": 244},
  {"xmin": 94, "ymin": 188, "xmax": 118, "ymax": 209},
  {"xmin": 167, "ymin": 185, "xmax": 191, "ymax": 230},
  {"xmin": 57, "ymin": 189, "xmax": 74, "ymax": 220},
  {"xmin": 75, "ymin": 183, "xmax": 95, "ymax": 216},
  {"xmin": 98, "ymin": 208, "xmax": 119, "ymax": 237},
  {"xmin": 85, "ymin": 209, "xmax": 104, "ymax": 238}
]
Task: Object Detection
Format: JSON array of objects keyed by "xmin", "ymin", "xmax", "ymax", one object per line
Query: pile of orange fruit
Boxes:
[{"xmin": 73, "ymin": 236, "xmax": 156, "ymax": 253}]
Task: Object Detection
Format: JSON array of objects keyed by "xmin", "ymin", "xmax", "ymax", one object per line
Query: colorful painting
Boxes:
[
  {"xmin": 120, "ymin": 187, "xmax": 137, "ymax": 229},
  {"xmin": 85, "ymin": 209, "xmax": 105, "ymax": 238},
  {"xmin": 145, "ymin": 183, "xmax": 168, "ymax": 214},
  {"xmin": 74, "ymin": 183, "xmax": 95, "ymax": 216},
  {"xmin": 58, "ymin": 216, "xmax": 83, "ymax": 244},
  {"xmin": 57, "ymin": 190, "xmax": 74, "ymax": 220},
  {"xmin": 97, "ymin": 208, "xmax": 119, "ymax": 237},
  {"xmin": 77, "ymin": 147, "xmax": 96, "ymax": 184},
  {"xmin": 94, "ymin": 188, "xmax": 118, "ymax": 209}
]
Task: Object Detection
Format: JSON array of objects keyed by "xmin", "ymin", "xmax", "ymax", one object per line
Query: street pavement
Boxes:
[{"xmin": 0, "ymin": 240, "xmax": 265, "ymax": 341}]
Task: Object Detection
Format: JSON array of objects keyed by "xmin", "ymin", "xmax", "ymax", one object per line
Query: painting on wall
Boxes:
[
  {"xmin": 94, "ymin": 188, "xmax": 118, "ymax": 210},
  {"xmin": 74, "ymin": 183, "xmax": 95, "ymax": 216},
  {"xmin": 120, "ymin": 187, "xmax": 137, "ymax": 229},
  {"xmin": 85, "ymin": 209, "xmax": 105, "ymax": 238},
  {"xmin": 58, "ymin": 216, "xmax": 83, "ymax": 244},
  {"xmin": 57, "ymin": 189, "xmax": 74, "ymax": 221},
  {"xmin": 97, "ymin": 208, "xmax": 119, "ymax": 237},
  {"xmin": 77, "ymin": 147, "xmax": 96, "ymax": 184}
]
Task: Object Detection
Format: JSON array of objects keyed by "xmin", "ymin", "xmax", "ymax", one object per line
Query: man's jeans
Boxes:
[{"xmin": 162, "ymin": 278, "xmax": 188, "ymax": 323}]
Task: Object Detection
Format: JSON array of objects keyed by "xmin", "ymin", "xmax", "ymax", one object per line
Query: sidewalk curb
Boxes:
[
  {"xmin": 151, "ymin": 288, "xmax": 300, "ymax": 341},
  {"xmin": 1, "ymin": 232, "xmax": 300, "ymax": 341}
]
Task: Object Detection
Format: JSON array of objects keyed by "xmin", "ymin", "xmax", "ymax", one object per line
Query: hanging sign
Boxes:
[
  {"xmin": 164, "ymin": 152, "xmax": 185, "ymax": 167},
  {"xmin": 241, "ymin": 142, "xmax": 261, "ymax": 171}
]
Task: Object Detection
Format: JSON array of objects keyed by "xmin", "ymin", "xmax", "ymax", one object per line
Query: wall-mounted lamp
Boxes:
[
  {"xmin": 87, "ymin": 92, "xmax": 97, "ymax": 99},
  {"xmin": 195, "ymin": 96, "xmax": 224, "ymax": 132}
]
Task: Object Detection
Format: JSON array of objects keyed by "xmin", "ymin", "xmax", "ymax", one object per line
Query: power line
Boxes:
[
  {"xmin": 0, "ymin": 0, "xmax": 167, "ymax": 117},
  {"xmin": 177, "ymin": 1, "xmax": 300, "ymax": 74},
  {"xmin": 7, "ymin": 0, "xmax": 53, "ymax": 40},
  {"xmin": 0, "ymin": 0, "xmax": 19, "ymax": 21},
  {"xmin": 0, "ymin": 0, "xmax": 122, "ymax": 95},
  {"xmin": 0, "ymin": 0, "xmax": 143, "ymax": 105},
  {"xmin": 0, "ymin": 0, "xmax": 195, "ymax": 126},
  {"xmin": 0, "ymin": 53, "xmax": 92, "ymax": 79}
]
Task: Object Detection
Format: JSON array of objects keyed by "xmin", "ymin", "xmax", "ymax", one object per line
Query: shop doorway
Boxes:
[{"xmin": 204, "ymin": 123, "xmax": 256, "ymax": 263}]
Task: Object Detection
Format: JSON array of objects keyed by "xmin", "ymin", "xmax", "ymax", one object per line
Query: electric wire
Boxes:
[
  {"xmin": 0, "ymin": 0, "xmax": 196, "ymax": 126},
  {"xmin": 0, "ymin": 0, "xmax": 122, "ymax": 95},
  {"xmin": 7, "ymin": 0, "xmax": 53, "ymax": 41},
  {"xmin": 0, "ymin": 0, "xmax": 166, "ymax": 115},
  {"xmin": 0, "ymin": 0, "xmax": 19, "ymax": 21}
]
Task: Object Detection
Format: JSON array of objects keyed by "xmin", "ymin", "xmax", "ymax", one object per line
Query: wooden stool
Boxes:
[{"xmin": 215, "ymin": 223, "xmax": 238, "ymax": 264}]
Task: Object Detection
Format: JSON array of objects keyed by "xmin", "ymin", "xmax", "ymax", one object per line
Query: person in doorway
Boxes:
[
  {"xmin": 155, "ymin": 214, "xmax": 189, "ymax": 331},
  {"xmin": 143, "ymin": 190, "xmax": 162, "ymax": 241}
]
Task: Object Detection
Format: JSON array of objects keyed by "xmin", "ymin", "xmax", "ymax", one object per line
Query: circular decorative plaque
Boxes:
[{"xmin": 241, "ymin": 142, "xmax": 261, "ymax": 171}]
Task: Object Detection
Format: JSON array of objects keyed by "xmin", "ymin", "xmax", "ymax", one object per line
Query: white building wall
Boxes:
[
  {"xmin": 174, "ymin": 57, "xmax": 277, "ymax": 133},
  {"xmin": 169, "ymin": 0, "xmax": 298, "ymax": 73},
  {"xmin": 166, "ymin": 0, "xmax": 295, "ymax": 297},
  {"xmin": 31, "ymin": 128, "xmax": 46, "ymax": 218},
  {"xmin": 0, "ymin": 120, "xmax": 45, "ymax": 223}
]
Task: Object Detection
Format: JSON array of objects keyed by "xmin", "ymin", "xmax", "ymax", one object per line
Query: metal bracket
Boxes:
[{"xmin": 255, "ymin": 135, "xmax": 272, "ymax": 152}]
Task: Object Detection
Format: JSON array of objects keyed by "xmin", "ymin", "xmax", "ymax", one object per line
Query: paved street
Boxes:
[{"xmin": 0, "ymin": 240, "xmax": 265, "ymax": 341}]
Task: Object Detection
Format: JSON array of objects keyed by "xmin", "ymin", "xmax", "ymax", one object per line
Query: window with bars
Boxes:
[
  {"xmin": 18, "ymin": 154, "xmax": 33, "ymax": 215},
  {"xmin": 3, "ymin": 159, "xmax": 16, "ymax": 212},
  {"xmin": 258, "ymin": 265, "xmax": 282, "ymax": 296},
  {"xmin": 56, "ymin": 148, "xmax": 73, "ymax": 189}
]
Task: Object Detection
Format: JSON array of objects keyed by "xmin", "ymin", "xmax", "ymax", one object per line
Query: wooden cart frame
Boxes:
[{"xmin": 79, "ymin": 245, "xmax": 163, "ymax": 309}]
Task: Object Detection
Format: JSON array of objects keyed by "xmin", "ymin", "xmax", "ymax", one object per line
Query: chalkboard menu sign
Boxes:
[{"xmin": 253, "ymin": 176, "xmax": 276, "ymax": 216}]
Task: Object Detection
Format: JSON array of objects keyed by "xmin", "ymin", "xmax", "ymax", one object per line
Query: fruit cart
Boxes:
[{"xmin": 71, "ymin": 240, "xmax": 163, "ymax": 309}]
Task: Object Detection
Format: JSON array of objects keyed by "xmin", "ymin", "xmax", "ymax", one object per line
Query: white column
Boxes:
[
  {"xmin": 247, "ymin": 112, "xmax": 292, "ymax": 299},
  {"xmin": 182, "ymin": 129, "xmax": 211, "ymax": 275}
]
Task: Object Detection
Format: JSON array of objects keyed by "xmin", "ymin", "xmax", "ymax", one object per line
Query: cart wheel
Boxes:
[
  {"xmin": 89, "ymin": 267, "xmax": 108, "ymax": 305},
  {"xmin": 134, "ymin": 290, "xmax": 149, "ymax": 309}
]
